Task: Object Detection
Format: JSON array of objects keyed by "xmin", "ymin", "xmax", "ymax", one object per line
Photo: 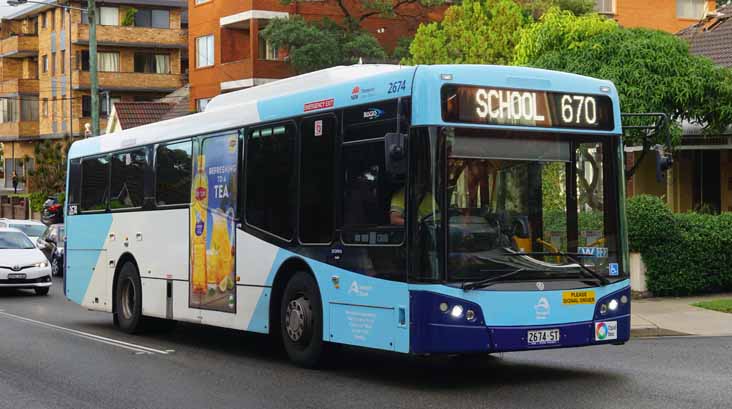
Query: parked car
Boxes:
[
  {"xmin": 37, "ymin": 224, "xmax": 64, "ymax": 277},
  {"xmin": 0, "ymin": 228, "xmax": 52, "ymax": 295},
  {"xmin": 41, "ymin": 196, "xmax": 64, "ymax": 226},
  {"xmin": 0, "ymin": 219, "xmax": 47, "ymax": 242}
]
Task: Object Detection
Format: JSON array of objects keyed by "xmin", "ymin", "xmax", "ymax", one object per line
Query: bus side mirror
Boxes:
[
  {"xmin": 655, "ymin": 147, "xmax": 673, "ymax": 183},
  {"xmin": 385, "ymin": 132, "xmax": 407, "ymax": 181}
]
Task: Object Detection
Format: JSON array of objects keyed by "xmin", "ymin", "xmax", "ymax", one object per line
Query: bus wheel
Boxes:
[
  {"xmin": 115, "ymin": 262, "xmax": 145, "ymax": 334},
  {"xmin": 280, "ymin": 271, "xmax": 330, "ymax": 368}
]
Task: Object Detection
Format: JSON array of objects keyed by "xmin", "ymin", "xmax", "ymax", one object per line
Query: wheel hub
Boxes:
[{"xmin": 285, "ymin": 296, "xmax": 311, "ymax": 343}]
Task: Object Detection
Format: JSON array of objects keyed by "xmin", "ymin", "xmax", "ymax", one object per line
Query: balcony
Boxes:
[
  {"xmin": 0, "ymin": 35, "xmax": 38, "ymax": 58},
  {"xmin": 72, "ymin": 25, "xmax": 186, "ymax": 49},
  {"xmin": 72, "ymin": 70, "xmax": 183, "ymax": 93},
  {"xmin": 0, "ymin": 79, "xmax": 39, "ymax": 95},
  {"xmin": 0, "ymin": 121, "xmax": 39, "ymax": 139}
]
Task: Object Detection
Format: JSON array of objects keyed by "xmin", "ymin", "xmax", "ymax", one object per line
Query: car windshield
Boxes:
[
  {"xmin": 0, "ymin": 231, "xmax": 36, "ymax": 249},
  {"xmin": 441, "ymin": 127, "xmax": 623, "ymax": 283},
  {"xmin": 10, "ymin": 223, "xmax": 47, "ymax": 237}
]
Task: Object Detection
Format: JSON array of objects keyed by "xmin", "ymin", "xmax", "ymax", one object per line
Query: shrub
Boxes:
[{"xmin": 627, "ymin": 195, "xmax": 732, "ymax": 295}]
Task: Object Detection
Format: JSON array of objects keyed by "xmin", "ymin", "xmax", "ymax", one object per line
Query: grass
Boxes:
[{"xmin": 692, "ymin": 299, "xmax": 732, "ymax": 314}]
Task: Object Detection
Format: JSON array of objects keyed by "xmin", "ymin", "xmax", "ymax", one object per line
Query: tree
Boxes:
[
  {"xmin": 261, "ymin": 16, "xmax": 387, "ymax": 74},
  {"xmin": 519, "ymin": 0, "xmax": 597, "ymax": 18},
  {"xmin": 515, "ymin": 8, "xmax": 732, "ymax": 143},
  {"xmin": 280, "ymin": 0, "xmax": 447, "ymax": 27},
  {"xmin": 28, "ymin": 139, "xmax": 69, "ymax": 197},
  {"xmin": 404, "ymin": 0, "xmax": 529, "ymax": 65}
]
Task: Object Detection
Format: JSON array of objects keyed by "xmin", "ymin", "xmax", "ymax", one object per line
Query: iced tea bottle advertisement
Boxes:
[{"xmin": 190, "ymin": 134, "xmax": 238, "ymax": 312}]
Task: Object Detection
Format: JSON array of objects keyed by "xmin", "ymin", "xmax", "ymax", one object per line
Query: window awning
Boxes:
[{"xmin": 220, "ymin": 10, "xmax": 288, "ymax": 30}]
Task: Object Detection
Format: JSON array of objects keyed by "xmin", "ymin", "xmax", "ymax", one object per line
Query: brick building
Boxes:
[
  {"xmin": 188, "ymin": 0, "xmax": 443, "ymax": 113},
  {"xmin": 0, "ymin": 0, "xmax": 188, "ymax": 191},
  {"xmin": 595, "ymin": 0, "xmax": 716, "ymax": 33}
]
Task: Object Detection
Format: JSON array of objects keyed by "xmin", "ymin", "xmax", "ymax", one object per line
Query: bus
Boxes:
[{"xmin": 64, "ymin": 64, "xmax": 630, "ymax": 367}]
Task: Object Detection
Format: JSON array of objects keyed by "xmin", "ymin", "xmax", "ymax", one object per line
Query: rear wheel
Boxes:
[
  {"xmin": 280, "ymin": 272, "xmax": 332, "ymax": 368},
  {"xmin": 34, "ymin": 287, "xmax": 49, "ymax": 296},
  {"xmin": 114, "ymin": 262, "xmax": 145, "ymax": 334}
]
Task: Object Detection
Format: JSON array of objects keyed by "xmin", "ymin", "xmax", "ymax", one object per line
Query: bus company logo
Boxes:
[
  {"xmin": 351, "ymin": 86, "xmax": 361, "ymax": 100},
  {"xmin": 195, "ymin": 187, "xmax": 207, "ymax": 201},
  {"xmin": 363, "ymin": 108, "xmax": 384, "ymax": 120},
  {"xmin": 595, "ymin": 321, "xmax": 617, "ymax": 341},
  {"xmin": 535, "ymin": 297, "xmax": 550, "ymax": 320},
  {"xmin": 304, "ymin": 98, "xmax": 335, "ymax": 112},
  {"xmin": 347, "ymin": 280, "xmax": 371, "ymax": 297}
]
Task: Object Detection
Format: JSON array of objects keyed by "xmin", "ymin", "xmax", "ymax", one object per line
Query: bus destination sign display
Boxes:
[{"xmin": 441, "ymin": 85, "xmax": 614, "ymax": 131}]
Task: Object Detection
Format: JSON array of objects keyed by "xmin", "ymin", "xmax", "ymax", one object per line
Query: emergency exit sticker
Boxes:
[
  {"xmin": 314, "ymin": 120, "xmax": 323, "ymax": 136},
  {"xmin": 562, "ymin": 290, "xmax": 596, "ymax": 305}
]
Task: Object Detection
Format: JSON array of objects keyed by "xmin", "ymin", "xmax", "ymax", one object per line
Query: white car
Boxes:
[
  {"xmin": 0, "ymin": 228, "xmax": 52, "ymax": 295},
  {"xmin": 0, "ymin": 219, "xmax": 48, "ymax": 243}
]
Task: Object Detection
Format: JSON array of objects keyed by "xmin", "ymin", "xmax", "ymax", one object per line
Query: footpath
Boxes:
[{"xmin": 631, "ymin": 292, "xmax": 732, "ymax": 337}]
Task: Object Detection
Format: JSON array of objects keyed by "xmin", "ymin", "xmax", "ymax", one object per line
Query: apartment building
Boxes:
[
  {"xmin": 0, "ymin": 0, "xmax": 188, "ymax": 190},
  {"xmin": 595, "ymin": 0, "xmax": 716, "ymax": 33},
  {"xmin": 188, "ymin": 0, "xmax": 443, "ymax": 113}
]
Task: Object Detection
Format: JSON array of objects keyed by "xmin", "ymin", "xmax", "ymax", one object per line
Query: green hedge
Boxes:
[{"xmin": 627, "ymin": 195, "xmax": 732, "ymax": 295}]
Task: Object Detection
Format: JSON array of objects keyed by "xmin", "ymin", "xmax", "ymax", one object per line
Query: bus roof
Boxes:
[{"xmin": 68, "ymin": 64, "xmax": 620, "ymax": 160}]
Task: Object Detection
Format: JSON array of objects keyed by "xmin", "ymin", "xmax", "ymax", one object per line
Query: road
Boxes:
[{"xmin": 1, "ymin": 279, "xmax": 731, "ymax": 409}]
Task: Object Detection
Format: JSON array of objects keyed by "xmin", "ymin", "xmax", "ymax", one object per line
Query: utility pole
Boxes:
[{"xmin": 88, "ymin": 0, "xmax": 100, "ymax": 137}]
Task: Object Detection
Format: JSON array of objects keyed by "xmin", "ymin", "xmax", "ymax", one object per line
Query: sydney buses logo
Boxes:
[{"xmin": 535, "ymin": 297, "xmax": 550, "ymax": 320}]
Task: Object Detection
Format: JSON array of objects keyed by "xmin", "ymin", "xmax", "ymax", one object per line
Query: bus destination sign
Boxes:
[{"xmin": 441, "ymin": 85, "xmax": 614, "ymax": 131}]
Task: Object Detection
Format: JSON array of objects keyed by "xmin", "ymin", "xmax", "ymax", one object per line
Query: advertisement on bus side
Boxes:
[{"xmin": 190, "ymin": 134, "xmax": 238, "ymax": 312}]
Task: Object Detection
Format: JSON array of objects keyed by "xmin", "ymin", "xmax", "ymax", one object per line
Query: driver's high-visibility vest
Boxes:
[{"xmin": 390, "ymin": 188, "xmax": 435, "ymax": 221}]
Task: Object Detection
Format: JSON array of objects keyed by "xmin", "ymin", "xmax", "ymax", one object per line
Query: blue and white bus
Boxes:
[{"xmin": 65, "ymin": 64, "xmax": 630, "ymax": 367}]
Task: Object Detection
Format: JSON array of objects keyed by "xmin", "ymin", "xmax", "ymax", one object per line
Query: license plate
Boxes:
[
  {"xmin": 527, "ymin": 329, "xmax": 560, "ymax": 345},
  {"xmin": 8, "ymin": 273, "xmax": 26, "ymax": 279}
]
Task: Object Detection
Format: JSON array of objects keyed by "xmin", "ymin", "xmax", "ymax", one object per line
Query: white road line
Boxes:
[{"xmin": 0, "ymin": 310, "xmax": 172, "ymax": 355}]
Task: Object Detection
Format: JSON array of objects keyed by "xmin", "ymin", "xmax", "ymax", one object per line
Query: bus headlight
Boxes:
[
  {"xmin": 608, "ymin": 299, "xmax": 619, "ymax": 311},
  {"xmin": 466, "ymin": 309, "xmax": 476, "ymax": 321},
  {"xmin": 450, "ymin": 305, "xmax": 464, "ymax": 318},
  {"xmin": 439, "ymin": 302, "xmax": 449, "ymax": 312},
  {"xmin": 600, "ymin": 303, "xmax": 608, "ymax": 315}
]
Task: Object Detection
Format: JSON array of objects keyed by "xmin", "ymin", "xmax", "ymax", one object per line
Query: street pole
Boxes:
[{"xmin": 88, "ymin": 0, "xmax": 99, "ymax": 137}]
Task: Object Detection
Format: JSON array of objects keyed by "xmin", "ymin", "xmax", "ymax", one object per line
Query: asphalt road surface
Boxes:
[{"xmin": 1, "ymin": 279, "xmax": 730, "ymax": 409}]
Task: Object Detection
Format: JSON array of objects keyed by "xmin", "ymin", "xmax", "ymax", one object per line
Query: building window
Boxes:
[
  {"xmin": 155, "ymin": 140, "xmax": 192, "ymax": 206},
  {"xmin": 98, "ymin": 52, "xmax": 120, "ymax": 72},
  {"xmin": 196, "ymin": 35, "xmax": 214, "ymax": 68},
  {"xmin": 0, "ymin": 99, "xmax": 18, "ymax": 123},
  {"xmin": 134, "ymin": 53, "xmax": 170, "ymax": 74},
  {"xmin": 42, "ymin": 55, "xmax": 48, "ymax": 73},
  {"xmin": 20, "ymin": 98, "xmax": 38, "ymax": 121},
  {"xmin": 258, "ymin": 34, "xmax": 279, "ymax": 61},
  {"xmin": 135, "ymin": 9, "xmax": 170, "ymax": 28},
  {"xmin": 677, "ymin": 0, "xmax": 706, "ymax": 19},
  {"xmin": 595, "ymin": 0, "xmax": 614, "ymax": 14},
  {"xmin": 60, "ymin": 50, "xmax": 65, "ymax": 74},
  {"xmin": 51, "ymin": 52, "xmax": 56, "ymax": 75},
  {"xmin": 196, "ymin": 98, "xmax": 210, "ymax": 112},
  {"xmin": 42, "ymin": 98, "xmax": 49, "ymax": 117},
  {"xmin": 100, "ymin": 7, "xmax": 119, "ymax": 26},
  {"xmin": 82, "ymin": 96, "xmax": 91, "ymax": 117},
  {"xmin": 41, "ymin": 13, "xmax": 46, "ymax": 28}
]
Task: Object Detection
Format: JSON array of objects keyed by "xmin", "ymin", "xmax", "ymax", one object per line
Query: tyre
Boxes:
[
  {"xmin": 280, "ymin": 271, "xmax": 332, "ymax": 368},
  {"xmin": 114, "ymin": 262, "xmax": 145, "ymax": 334},
  {"xmin": 35, "ymin": 287, "xmax": 50, "ymax": 296}
]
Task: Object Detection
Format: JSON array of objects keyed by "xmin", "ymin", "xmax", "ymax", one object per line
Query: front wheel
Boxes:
[
  {"xmin": 114, "ymin": 262, "xmax": 145, "ymax": 334},
  {"xmin": 280, "ymin": 272, "xmax": 333, "ymax": 368}
]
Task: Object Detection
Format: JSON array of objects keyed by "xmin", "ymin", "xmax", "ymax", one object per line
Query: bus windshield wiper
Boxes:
[
  {"xmin": 462, "ymin": 268, "xmax": 534, "ymax": 291},
  {"xmin": 504, "ymin": 250, "xmax": 610, "ymax": 286}
]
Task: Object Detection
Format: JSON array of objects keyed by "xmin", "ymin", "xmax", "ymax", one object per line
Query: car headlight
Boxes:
[{"xmin": 35, "ymin": 261, "xmax": 49, "ymax": 268}]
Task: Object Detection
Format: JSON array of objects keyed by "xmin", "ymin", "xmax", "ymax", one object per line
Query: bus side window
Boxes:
[
  {"xmin": 300, "ymin": 115, "xmax": 336, "ymax": 244},
  {"xmin": 81, "ymin": 156, "xmax": 110, "ymax": 212},
  {"xmin": 155, "ymin": 140, "xmax": 192, "ymax": 206},
  {"xmin": 110, "ymin": 149, "xmax": 147, "ymax": 210},
  {"xmin": 245, "ymin": 123, "xmax": 296, "ymax": 240}
]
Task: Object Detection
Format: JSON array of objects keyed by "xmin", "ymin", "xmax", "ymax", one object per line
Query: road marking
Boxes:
[{"xmin": 0, "ymin": 310, "xmax": 172, "ymax": 355}]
